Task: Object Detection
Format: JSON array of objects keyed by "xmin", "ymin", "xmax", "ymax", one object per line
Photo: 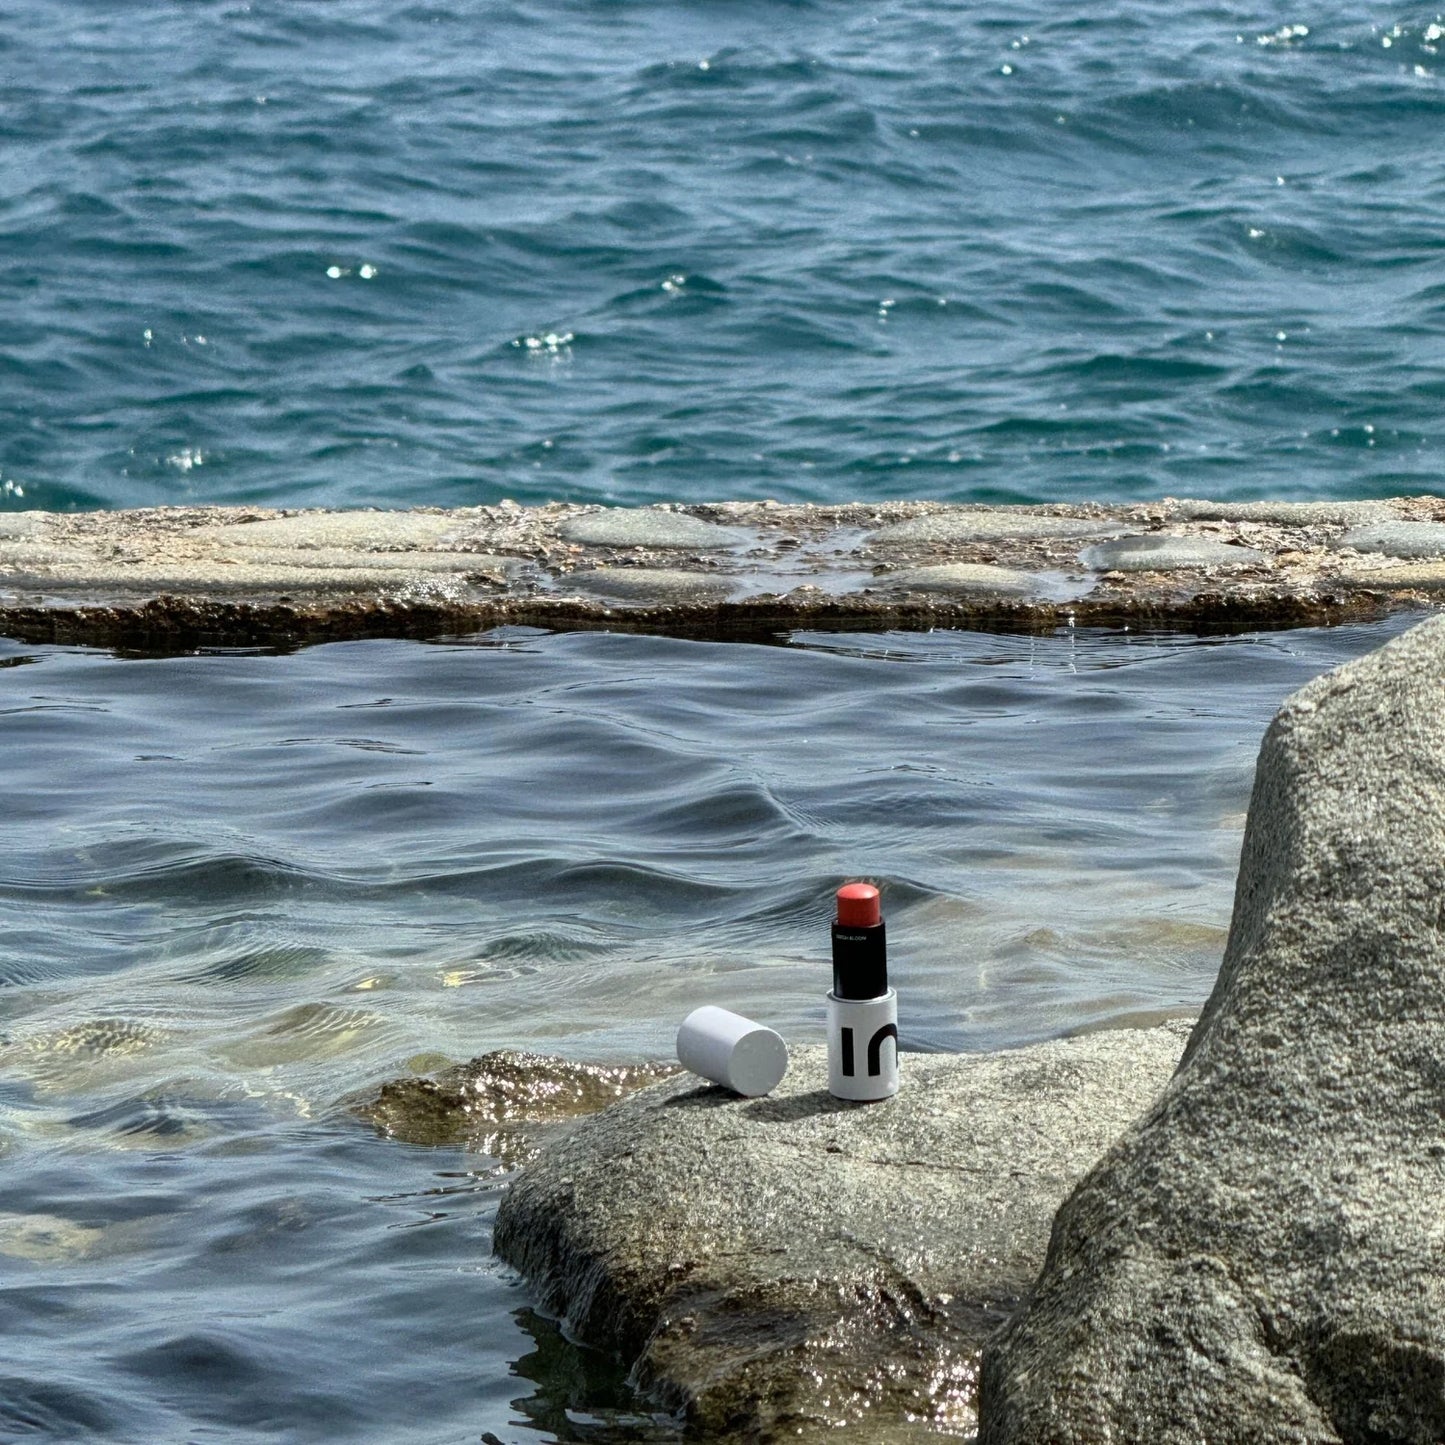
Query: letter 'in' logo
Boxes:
[{"xmin": 840, "ymin": 1024, "xmax": 898, "ymax": 1078}]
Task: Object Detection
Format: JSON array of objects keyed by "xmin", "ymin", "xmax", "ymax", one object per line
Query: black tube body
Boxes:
[{"xmin": 831, "ymin": 920, "xmax": 888, "ymax": 1000}]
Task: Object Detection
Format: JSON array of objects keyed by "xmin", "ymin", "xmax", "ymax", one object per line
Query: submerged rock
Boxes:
[
  {"xmin": 357, "ymin": 1050, "xmax": 677, "ymax": 1163},
  {"xmin": 981, "ymin": 613, "xmax": 1445, "ymax": 1444},
  {"xmin": 493, "ymin": 1031, "xmax": 1187, "ymax": 1443}
]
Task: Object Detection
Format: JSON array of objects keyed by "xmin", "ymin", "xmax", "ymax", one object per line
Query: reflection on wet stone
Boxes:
[
  {"xmin": 1079, "ymin": 534, "xmax": 1269, "ymax": 571},
  {"xmin": 872, "ymin": 511, "xmax": 1128, "ymax": 544},
  {"xmin": 557, "ymin": 509, "xmax": 745, "ymax": 549}
]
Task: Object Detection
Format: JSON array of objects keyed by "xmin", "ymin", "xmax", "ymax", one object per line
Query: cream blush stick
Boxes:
[{"xmin": 827, "ymin": 882, "xmax": 899, "ymax": 1101}]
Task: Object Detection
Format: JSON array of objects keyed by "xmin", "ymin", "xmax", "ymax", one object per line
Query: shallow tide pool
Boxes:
[{"xmin": 0, "ymin": 618, "xmax": 1414, "ymax": 1441}]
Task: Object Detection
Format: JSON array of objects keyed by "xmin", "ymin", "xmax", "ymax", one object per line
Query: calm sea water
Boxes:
[
  {"xmin": 3, "ymin": 0, "xmax": 1444, "ymax": 513},
  {"xmin": 0, "ymin": 619, "xmax": 1416, "ymax": 1440}
]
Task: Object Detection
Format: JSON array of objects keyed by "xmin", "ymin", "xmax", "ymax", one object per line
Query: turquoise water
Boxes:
[
  {"xmin": 3, "ymin": 0, "xmax": 1444, "ymax": 512},
  {"xmin": 0, "ymin": 619, "xmax": 1416, "ymax": 1440}
]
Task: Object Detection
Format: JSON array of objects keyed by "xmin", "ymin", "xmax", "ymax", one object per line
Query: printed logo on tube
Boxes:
[{"xmin": 838, "ymin": 1023, "xmax": 898, "ymax": 1078}]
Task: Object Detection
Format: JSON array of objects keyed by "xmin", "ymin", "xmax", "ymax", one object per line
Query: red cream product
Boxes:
[{"xmin": 827, "ymin": 882, "xmax": 899, "ymax": 1101}]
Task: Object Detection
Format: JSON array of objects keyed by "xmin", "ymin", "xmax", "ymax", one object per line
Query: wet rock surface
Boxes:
[
  {"xmin": 1079, "ymin": 533, "xmax": 1267, "ymax": 572},
  {"xmin": 880, "ymin": 563, "xmax": 1043, "ymax": 597},
  {"xmin": 1168, "ymin": 499, "xmax": 1395, "ymax": 526},
  {"xmin": 1335, "ymin": 520, "xmax": 1445, "ymax": 559},
  {"xmin": 2, "ymin": 497, "xmax": 1445, "ymax": 648},
  {"xmin": 870, "ymin": 511, "xmax": 1126, "ymax": 544},
  {"xmin": 0, "ymin": 512, "xmax": 47, "ymax": 538},
  {"xmin": 563, "ymin": 567, "xmax": 739, "ymax": 603},
  {"xmin": 981, "ymin": 614, "xmax": 1445, "ymax": 1444},
  {"xmin": 1342, "ymin": 562, "xmax": 1445, "ymax": 591},
  {"xmin": 557, "ymin": 508, "xmax": 747, "ymax": 550},
  {"xmin": 493, "ymin": 1031, "xmax": 1189, "ymax": 1444},
  {"xmin": 356, "ymin": 1049, "xmax": 677, "ymax": 1165}
]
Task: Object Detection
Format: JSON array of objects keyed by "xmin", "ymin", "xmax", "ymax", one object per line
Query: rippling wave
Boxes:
[{"xmin": 2, "ymin": 1, "xmax": 1443, "ymax": 512}]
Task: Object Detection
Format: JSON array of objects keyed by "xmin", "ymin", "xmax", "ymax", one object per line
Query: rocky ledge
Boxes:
[
  {"xmin": 4, "ymin": 495, "xmax": 1445, "ymax": 647},
  {"xmin": 490, "ymin": 1030, "xmax": 1189, "ymax": 1443},
  {"xmin": 980, "ymin": 612, "xmax": 1445, "ymax": 1443}
]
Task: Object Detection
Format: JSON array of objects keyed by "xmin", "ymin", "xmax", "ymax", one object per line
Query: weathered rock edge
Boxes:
[
  {"xmin": 980, "ymin": 613, "xmax": 1445, "ymax": 1444},
  {"xmin": 492, "ymin": 1031, "xmax": 1189, "ymax": 1444},
  {"xmin": 2, "ymin": 497, "xmax": 1444, "ymax": 649}
]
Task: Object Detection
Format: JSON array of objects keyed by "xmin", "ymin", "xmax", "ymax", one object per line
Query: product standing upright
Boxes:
[{"xmin": 826, "ymin": 882, "xmax": 899, "ymax": 1101}]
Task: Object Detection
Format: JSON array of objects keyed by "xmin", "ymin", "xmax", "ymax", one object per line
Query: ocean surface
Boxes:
[{"xmin": 3, "ymin": 0, "xmax": 1444, "ymax": 514}]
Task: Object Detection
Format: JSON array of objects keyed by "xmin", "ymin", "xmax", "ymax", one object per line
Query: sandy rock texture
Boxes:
[
  {"xmin": 981, "ymin": 613, "xmax": 1445, "ymax": 1445},
  {"xmin": 2, "ymin": 496, "xmax": 1445, "ymax": 647},
  {"xmin": 492, "ymin": 1032, "xmax": 1189, "ymax": 1444}
]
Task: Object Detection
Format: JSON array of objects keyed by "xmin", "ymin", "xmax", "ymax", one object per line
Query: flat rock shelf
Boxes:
[
  {"xmin": 491, "ymin": 1032, "xmax": 1191, "ymax": 1444},
  {"xmin": 4, "ymin": 496, "xmax": 1445, "ymax": 647}
]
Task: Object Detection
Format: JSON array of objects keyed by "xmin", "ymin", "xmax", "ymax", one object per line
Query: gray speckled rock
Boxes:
[
  {"xmin": 562, "ymin": 567, "xmax": 737, "ymax": 603},
  {"xmin": 881, "ymin": 563, "xmax": 1040, "ymax": 597},
  {"xmin": 1335, "ymin": 521, "xmax": 1445, "ymax": 559},
  {"xmin": 1080, "ymin": 533, "xmax": 1267, "ymax": 571},
  {"xmin": 872, "ymin": 511, "xmax": 1127, "ymax": 545},
  {"xmin": 981, "ymin": 614, "xmax": 1445, "ymax": 1445},
  {"xmin": 1169, "ymin": 499, "xmax": 1395, "ymax": 526},
  {"xmin": 495, "ymin": 1031, "xmax": 1188, "ymax": 1444},
  {"xmin": 557, "ymin": 508, "xmax": 744, "ymax": 549}
]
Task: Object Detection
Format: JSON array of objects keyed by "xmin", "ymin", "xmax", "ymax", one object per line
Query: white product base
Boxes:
[{"xmin": 826, "ymin": 989, "xmax": 899, "ymax": 1101}]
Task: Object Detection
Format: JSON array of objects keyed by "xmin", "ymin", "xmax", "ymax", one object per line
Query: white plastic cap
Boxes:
[{"xmin": 676, "ymin": 1005, "xmax": 788, "ymax": 1097}]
